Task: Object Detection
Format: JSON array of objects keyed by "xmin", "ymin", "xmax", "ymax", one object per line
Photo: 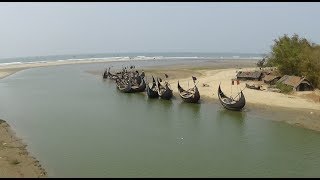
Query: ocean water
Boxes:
[
  {"xmin": 0, "ymin": 62, "xmax": 320, "ymax": 177},
  {"xmin": 0, "ymin": 52, "xmax": 264, "ymax": 66}
]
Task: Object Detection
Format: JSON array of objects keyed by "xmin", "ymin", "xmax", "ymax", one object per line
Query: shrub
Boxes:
[{"xmin": 276, "ymin": 82, "xmax": 293, "ymax": 94}]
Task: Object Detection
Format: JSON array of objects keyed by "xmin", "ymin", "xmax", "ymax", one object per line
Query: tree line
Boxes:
[{"xmin": 260, "ymin": 34, "xmax": 320, "ymax": 88}]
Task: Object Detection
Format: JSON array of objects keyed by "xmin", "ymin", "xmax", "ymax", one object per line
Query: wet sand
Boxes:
[{"xmin": 0, "ymin": 120, "xmax": 47, "ymax": 177}]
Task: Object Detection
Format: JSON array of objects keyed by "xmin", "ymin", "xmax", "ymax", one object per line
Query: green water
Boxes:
[{"xmin": 0, "ymin": 63, "xmax": 320, "ymax": 177}]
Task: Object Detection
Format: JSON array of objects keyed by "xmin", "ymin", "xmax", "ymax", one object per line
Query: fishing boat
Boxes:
[
  {"xmin": 146, "ymin": 76, "xmax": 159, "ymax": 98},
  {"xmin": 217, "ymin": 84, "xmax": 245, "ymax": 111},
  {"xmin": 177, "ymin": 80, "xmax": 200, "ymax": 103},
  {"xmin": 157, "ymin": 78, "xmax": 173, "ymax": 100}
]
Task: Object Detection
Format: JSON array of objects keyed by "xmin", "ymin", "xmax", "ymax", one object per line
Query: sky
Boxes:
[{"xmin": 0, "ymin": 2, "xmax": 320, "ymax": 58}]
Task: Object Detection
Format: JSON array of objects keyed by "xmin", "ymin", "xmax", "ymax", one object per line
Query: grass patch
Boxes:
[{"xmin": 276, "ymin": 82, "xmax": 293, "ymax": 94}]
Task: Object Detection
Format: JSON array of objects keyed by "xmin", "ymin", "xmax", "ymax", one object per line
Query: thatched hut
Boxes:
[
  {"xmin": 263, "ymin": 75, "xmax": 281, "ymax": 85},
  {"xmin": 236, "ymin": 71, "xmax": 263, "ymax": 81},
  {"xmin": 277, "ymin": 75, "xmax": 314, "ymax": 91}
]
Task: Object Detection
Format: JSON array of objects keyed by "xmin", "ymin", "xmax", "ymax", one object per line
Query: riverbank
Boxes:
[
  {"xmin": 4, "ymin": 58, "xmax": 317, "ymax": 114},
  {"xmin": 0, "ymin": 120, "xmax": 47, "ymax": 177},
  {"xmin": 89, "ymin": 60, "xmax": 320, "ymax": 131},
  {"xmin": 143, "ymin": 65, "xmax": 320, "ymax": 132},
  {"xmin": 0, "ymin": 59, "xmax": 319, "ymax": 177},
  {"xmin": 85, "ymin": 60, "xmax": 320, "ymax": 111},
  {"xmin": 145, "ymin": 66, "xmax": 320, "ymax": 111}
]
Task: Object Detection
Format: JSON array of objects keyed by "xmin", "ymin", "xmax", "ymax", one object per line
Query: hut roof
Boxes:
[
  {"xmin": 277, "ymin": 75, "xmax": 312, "ymax": 88},
  {"xmin": 236, "ymin": 71, "xmax": 262, "ymax": 79},
  {"xmin": 263, "ymin": 75, "xmax": 280, "ymax": 82}
]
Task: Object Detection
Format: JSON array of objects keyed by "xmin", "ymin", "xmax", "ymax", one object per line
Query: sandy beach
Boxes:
[
  {"xmin": 141, "ymin": 64, "xmax": 320, "ymax": 131},
  {"xmin": 154, "ymin": 67, "xmax": 320, "ymax": 111},
  {"xmin": 0, "ymin": 59, "xmax": 320, "ymax": 177}
]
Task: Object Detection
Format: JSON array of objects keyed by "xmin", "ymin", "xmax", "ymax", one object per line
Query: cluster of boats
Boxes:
[{"xmin": 103, "ymin": 66, "xmax": 246, "ymax": 111}]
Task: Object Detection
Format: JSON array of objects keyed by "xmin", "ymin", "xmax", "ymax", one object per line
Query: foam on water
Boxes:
[{"xmin": 0, "ymin": 54, "xmax": 263, "ymax": 67}]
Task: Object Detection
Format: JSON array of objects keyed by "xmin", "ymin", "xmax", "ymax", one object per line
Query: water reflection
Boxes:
[
  {"xmin": 178, "ymin": 102, "xmax": 201, "ymax": 120},
  {"xmin": 157, "ymin": 98, "xmax": 174, "ymax": 110},
  {"xmin": 215, "ymin": 107, "xmax": 246, "ymax": 129},
  {"xmin": 145, "ymin": 97, "xmax": 173, "ymax": 112}
]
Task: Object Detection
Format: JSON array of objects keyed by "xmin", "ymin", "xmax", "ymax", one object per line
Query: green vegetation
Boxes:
[
  {"xmin": 265, "ymin": 34, "xmax": 320, "ymax": 88},
  {"xmin": 275, "ymin": 82, "xmax": 293, "ymax": 94}
]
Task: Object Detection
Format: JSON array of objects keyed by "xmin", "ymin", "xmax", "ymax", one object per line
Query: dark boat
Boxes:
[
  {"xmin": 108, "ymin": 71, "xmax": 120, "ymax": 80},
  {"xmin": 131, "ymin": 78, "xmax": 146, "ymax": 92},
  {"xmin": 116, "ymin": 79, "xmax": 132, "ymax": 93},
  {"xmin": 146, "ymin": 76, "xmax": 159, "ymax": 98},
  {"xmin": 217, "ymin": 84, "xmax": 246, "ymax": 111},
  {"xmin": 135, "ymin": 74, "xmax": 142, "ymax": 85},
  {"xmin": 177, "ymin": 81, "xmax": 200, "ymax": 103},
  {"xmin": 157, "ymin": 78, "xmax": 173, "ymax": 100},
  {"xmin": 103, "ymin": 68, "xmax": 109, "ymax": 79}
]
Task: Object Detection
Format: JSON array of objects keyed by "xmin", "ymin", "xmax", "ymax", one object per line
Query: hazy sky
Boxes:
[{"xmin": 0, "ymin": 2, "xmax": 320, "ymax": 58}]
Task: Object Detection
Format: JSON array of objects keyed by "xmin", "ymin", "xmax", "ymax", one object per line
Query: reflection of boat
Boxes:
[
  {"xmin": 178, "ymin": 101, "xmax": 201, "ymax": 118},
  {"xmin": 216, "ymin": 109, "xmax": 246, "ymax": 131},
  {"xmin": 146, "ymin": 76, "xmax": 159, "ymax": 98},
  {"xmin": 177, "ymin": 81, "xmax": 200, "ymax": 103},
  {"xmin": 218, "ymin": 84, "xmax": 246, "ymax": 111},
  {"xmin": 217, "ymin": 109, "xmax": 246, "ymax": 121}
]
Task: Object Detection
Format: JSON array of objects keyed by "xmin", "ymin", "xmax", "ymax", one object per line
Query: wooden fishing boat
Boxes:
[
  {"xmin": 177, "ymin": 81, "xmax": 200, "ymax": 103},
  {"xmin": 218, "ymin": 84, "xmax": 245, "ymax": 111},
  {"xmin": 131, "ymin": 78, "xmax": 146, "ymax": 92},
  {"xmin": 146, "ymin": 76, "xmax": 159, "ymax": 98},
  {"xmin": 116, "ymin": 79, "xmax": 132, "ymax": 93},
  {"xmin": 157, "ymin": 78, "xmax": 173, "ymax": 100},
  {"xmin": 103, "ymin": 68, "xmax": 109, "ymax": 79}
]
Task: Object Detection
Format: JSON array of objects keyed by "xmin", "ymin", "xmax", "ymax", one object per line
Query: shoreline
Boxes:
[
  {"xmin": 2, "ymin": 58, "xmax": 319, "ymax": 112},
  {"xmin": 0, "ymin": 59, "xmax": 319, "ymax": 176},
  {"xmin": 87, "ymin": 61, "xmax": 320, "ymax": 132},
  {"xmin": 0, "ymin": 119, "xmax": 47, "ymax": 177},
  {"xmin": 142, "ymin": 66, "xmax": 320, "ymax": 111}
]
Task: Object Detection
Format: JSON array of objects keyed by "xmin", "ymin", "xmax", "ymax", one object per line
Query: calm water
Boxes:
[{"xmin": 0, "ymin": 63, "xmax": 320, "ymax": 177}]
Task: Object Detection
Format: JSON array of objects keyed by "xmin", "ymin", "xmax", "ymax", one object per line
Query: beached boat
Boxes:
[
  {"xmin": 157, "ymin": 78, "xmax": 173, "ymax": 100},
  {"xmin": 177, "ymin": 81, "xmax": 200, "ymax": 103},
  {"xmin": 218, "ymin": 84, "xmax": 245, "ymax": 111},
  {"xmin": 134, "ymin": 74, "xmax": 142, "ymax": 85},
  {"xmin": 146, "ymin": 76, "xmax": 159, "ymax": 98},
  {"xmin": 245, "ymin": 83, "xmax": 261, "ymax": 90},
  {"xmin": 103, "ymin": 68, "xmax": 109, "ymax": 79},
  {"xmin": 108, "ymin": 71, "xmax": 120, "ymax": 80},
  {"xmin": 131, "ymin": 78, "xmax": 146, "ymax": 92},
  {"xmin": 116, "ymin": 79, "xmax": 132, "ymax": 93}
]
